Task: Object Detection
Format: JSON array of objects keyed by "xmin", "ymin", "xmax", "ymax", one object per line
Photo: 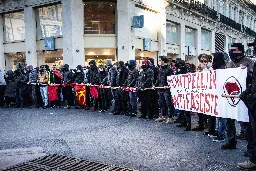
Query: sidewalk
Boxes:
[{"xmin": 0, "ymin": 147, "xmax": 46, "ymax": 169}]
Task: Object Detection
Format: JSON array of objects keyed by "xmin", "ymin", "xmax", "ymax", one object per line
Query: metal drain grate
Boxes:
[{"xmin": 2, "ymin": 154, "xmax": 138, "ymax": 171}]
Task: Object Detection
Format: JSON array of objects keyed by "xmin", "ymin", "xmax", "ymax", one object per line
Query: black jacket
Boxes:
[
  {"xmin": 139, "ymin": 67, "xmax": 154, "ymax": 89},
  {"xmin": 62, "ymin": 70, "xmax": 73, "ymax": 84},
  {"xmin": 126, "ymin": 67, "xmax": 139, "ymax": 87},
  {"xmin": 117, "ymin": 66, "xmax": 129, "ymax": 87},
  {"xmin": 87, "ymin": 66, "xmax": 99, "ymax": 85},
  {"xmin": 99, "ymin": 70, "xmax": 108, "ymax": 84},
  {"xmin": 157, "ymin": 66, "xmax": 174, "ymax": 87},
  {"xmin": 107, "ymin": 66, "xmax": 118, "ymax": 87},
  {"xmin": 14, "ymin": 69, "xmax": 26, "ymax": 87}
]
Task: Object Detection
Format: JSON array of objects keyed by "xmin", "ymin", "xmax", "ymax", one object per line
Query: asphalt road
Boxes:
[{"xmin": 0, "ymin": 108, "xmax": 248, "ymax": 171}]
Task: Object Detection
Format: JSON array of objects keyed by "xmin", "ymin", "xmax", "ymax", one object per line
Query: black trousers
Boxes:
[
  {"xmin": 208, "ymin": 116, "xmax": 216, "ymax": 133},
  {"xmin": 116, "ymin": 89, "xmax": 129, "ymax": 113},
  {"xmin": 226, "ymin": 118, "xmax": 237, "ymax": 145},
  {"xmin": 62, "ymin": 86, "xmax": 73, "ymax": 106},
  {"xmin": 0, "ymin": 85, "xmax": 6, "ymax": 107},
  {"xmin": 141, "ymin": 89, "xmax": 154, "ymax": 118},
  {"xmin": 159, "ymin": 90, "xmax": 175, "ymax": 118}
]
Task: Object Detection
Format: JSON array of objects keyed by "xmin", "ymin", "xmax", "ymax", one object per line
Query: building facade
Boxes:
[{"xmin": 0, "ymin": 0, "xmax": 255, "ymax": 70}]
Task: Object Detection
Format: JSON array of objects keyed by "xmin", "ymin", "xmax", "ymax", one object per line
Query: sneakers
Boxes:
[
  {"xmin": 177, "ymin": 123, "xmax": 186, "ymax": 127},
  {"xmin": 212, "ymin": 136, "xmax": 225, "ymax": 142},
  {"xmin": 237, "ymin": 131, "xmax": 245, "ymax": 140},
  {"xmin": 237, "ymin": 161, "xmax": 256, "ymax": 170},
  {"xmin": 192, "ymin": 126, "xmax": 204, "ymax": 131},
  {"xmin": 207, "ymin": 131, "xmax": 218, "ymax": 138},
  {"xmin": 184, "ymin": 124, "xmax": 191, "ymax": 131},
  {"xmin": 221, "ymin": 143, "xmax": 236, "ymax": 150},
  {"xmin": 166, "ymin": 118, "xmax": 173, "ymax": 124},
  {"xmin": 155, "ymin": 117, "xmax": 165, "ymax": 122},
  {"xmin": 99, "ymin": 110, "xmax": 106, "ymax": 113},
  {"xmin": 130, "ymin": 113, "xmax": 137, "ymax": 117}
]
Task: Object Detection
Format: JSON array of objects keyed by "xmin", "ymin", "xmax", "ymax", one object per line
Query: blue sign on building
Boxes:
[
  {"xmin": 44, "ymin": 37, "xmax": 55, "ymax": 51},
  {"xmin": 143, "ymin": 38, "xmax": 151, "ymax": 51},
  {"xmin": 132, "ymin": 15, "xmax": 144, "ymax": 28}
]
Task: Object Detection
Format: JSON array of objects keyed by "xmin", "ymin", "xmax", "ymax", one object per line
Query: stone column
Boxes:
[
  {"xmin": 211, "ymin": 29, "xmax": 216, "ymax": 53},
  {"xmin": 0, "ymin": 14, "xmax": 4, "ymax": 70},
  {"xmin": 158, "ymin": 1, "xmax": 167, "ymax": 57},
  {"xmin": 62, "ymin": 0, "xmax": 85, "ymax": 68},
  {"xmin": 117, "ymin": 0, "xmax": 135, "ymax": 61},
  {"xmin": 179, "ymin": 23, "xmax": 186, "ymax": 60},
  {"xmin": 24, "ymin": 7, "xmax": 37, "ymax": 67},
  {"xmin": 196, "ymin": 27, "xmax": 201, "ymax": 57}
]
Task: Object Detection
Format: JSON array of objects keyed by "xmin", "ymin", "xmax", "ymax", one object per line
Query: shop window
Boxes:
[
  {"xmin": 185, "ymin": 27, "xmax": 196, "ymax": 48},
  {"xmin": 201, "ymin": 29, "xmax": 210, "ymax": 50},
  {"xmin": 3, "ymin": 12, "xmax": 25, "ymax": 42},
  {"xmin": 166, "ymin": 21, "xmax": 179, "ymax": 45},
  {"xmin": 36, "ymin": 4, "xmax": 63, "ymax": 39},
  {"xmin": 84, "ymin": 1, "xmax": 116, "ymax": 34}
]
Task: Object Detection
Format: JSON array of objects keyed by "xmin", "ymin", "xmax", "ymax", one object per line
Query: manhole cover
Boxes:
[{"xmin": 2, "ymin": 154, "xmax": 138, "ymax": 171}]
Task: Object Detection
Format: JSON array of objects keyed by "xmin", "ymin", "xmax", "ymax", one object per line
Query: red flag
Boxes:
[
  {"xmin": 48, "ymin": 85, "xmax": 59, "ymax": 102},
  {"xmin": 74, "ymin": 85, "xmax": 87, "ymax": 106},
  {"xmin": 90, "ymin": 86, "xmax": 98, "ymax": 99}
]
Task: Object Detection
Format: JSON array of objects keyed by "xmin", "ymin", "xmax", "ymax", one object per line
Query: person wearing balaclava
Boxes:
[
  {"xmin": 62, "ymin": 64, "xmax": 73, "ymax": 109},
  {"xmin": 27, "ymin": 65, "xmax": 39, "ymax": 108},
  {"xmin": 14, "ymin": 63, "xmax": 26, "ymax": 108},
  {"xmin": 0, "ymin": 68, "xmax": 6, "ymax": 108},
  {"xmin": 155, "ymin": 57, "xmax": 175, "ymax": 124},
  {"xmin": 98, "ymin": 65, "xmax": 108, "ymax": 113},
  {"xmin": 4, "ymin": 70, "xmax": 16, "ymax": 107},
  {"xmin": 238, "ymin": 60, "xmax": 256, "ymax": 170},
  {"xmin": 138, "ymin": 59, "xmax": 154, "ymax": 119},
  {"xmin": 174, "ymin": 60, "xmax": 191, "ymax": 130},
  {"xmin": 103, "ymin": 60, "xmax": 118, "ymax": 115},
  {"xmin": 87, "ymin": 60, "xmax": 99, "ymax": 111},
  {"xmin": 148, "ymin": 57, "xmax": 159, "ymax": 118},
  {"xmin": 37, "ymin": 65, "xmax": 49, "ymax": 109},
  {"xmin": 221, "ymin": 43, "xmax": 255, "ymax": 152},
  {"xmin": 125, "ymin": 60, "xmax": 139, "ymax": 117},
  {"xmin": 116, "ymin": 61, "xmax": 129, "ymax": 115}
]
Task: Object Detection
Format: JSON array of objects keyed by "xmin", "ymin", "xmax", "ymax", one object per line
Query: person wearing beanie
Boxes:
[
  {"xmin": 155, "ymin": 57, "xmax": 175, "ymax": 124},
  {"xmin": 125, "ymin": 60, "xmax": 139, "ymax": 117},
  {"xmin": 138, "ymin": 59, "xmax": 154, "ymax": 119}
]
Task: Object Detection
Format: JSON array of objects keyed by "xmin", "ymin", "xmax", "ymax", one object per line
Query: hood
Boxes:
[
  {"xmin": 160, "ymin": 56, "xmax": 169, "ymax": 63},
  {"xmin": 76, "ymin": 65, "xmax": 83, "ymax": 71},
  {"xmin": 148, "ymin": 58, "xmax": 154, "ymax": 65},
  {"xmin": 212, "ymin": 52, "xmax": 226, "ymax": 70},
  {"xmin": 106, "ymin": 60, "xmax": 112, "ymax": 67},
  {"xmin": 118, "ymin": 61, "xmax": 125, "ymax": 68},
  {"xmin": 27, "ymin": 65, "xmax": 33, "ymax": 70},
  {"xmin": 89, "ymin": 60, "xmax": 96, "ymax": 66}
]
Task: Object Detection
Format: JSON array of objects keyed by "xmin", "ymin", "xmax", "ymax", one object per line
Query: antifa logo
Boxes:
[{"xmin": 223, "ymin": 76, "xmax": 242, "ymax": 107}]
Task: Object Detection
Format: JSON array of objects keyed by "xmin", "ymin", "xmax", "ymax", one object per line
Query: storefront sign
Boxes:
[
  {"xmin": 143, "ymin": 38, "xmax": 151, "ymax": 51},
  {"xmin": 44, "ymin": 37, "xmax": 55, "ymax": 51},
  {"xmin": 132, "ymin": 15, "xmax": 144, "ymax": 28},
  {"xmin": 167, "ymin": 68, "xmax": 248, "ymax": 122}
]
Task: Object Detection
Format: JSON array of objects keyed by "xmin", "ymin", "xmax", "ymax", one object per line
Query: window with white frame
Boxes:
[
  {"xmin": 166, "ymin": 21, "xmax": 179, "ymax": 45},
  {"xmin": 201, "ymin": 29, "xmax": 211, "ymax": 50},
  {"xmin": 185, "ymin": 27, "xmax": 196, "ymax": 48}
]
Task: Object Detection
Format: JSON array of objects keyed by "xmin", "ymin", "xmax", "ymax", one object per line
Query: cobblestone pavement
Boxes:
[{"xmin": 0, "ymin": 108, "xmax": 249, "ymax": 171}]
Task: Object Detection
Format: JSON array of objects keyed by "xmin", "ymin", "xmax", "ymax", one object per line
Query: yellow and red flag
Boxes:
[{"xmin": 74, "ymin": 84, "xmax": 87, "ymax": 106}]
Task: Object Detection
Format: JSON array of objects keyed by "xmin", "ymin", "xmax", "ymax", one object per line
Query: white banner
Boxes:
[{"xmin": 167, "ymin": 68, "xmax": 249, "ymax": 122}]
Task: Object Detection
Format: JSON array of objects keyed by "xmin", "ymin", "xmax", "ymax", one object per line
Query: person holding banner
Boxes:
[
  {"xmin": 139, "ymin": 60, "xmax": 154, "ymax": 119},
  {"xmin": 73, "ymin": 65, "xmax": 85, "ymax": 109},
  {"xmin": 221, "ymin": 43, "xmax": 255, "ymax": 150},
  {"xmin": 155, "ymin": 57, "xmax": 175, "ymax": 124},
  {"xmin": 48, "ymin": 65, "xmax": 62, "ymax": 108},
  {"xmin": 125, "ymin": 60, "xmax": 139, "ymax": 117},
  {"xmin": 237, "ymin": 61, "xmax": 256, "ymax": 170},
  {"xmin": 62, "ymin": 64, "xmax": 73, "ymax": 109},
  {"xmin": 37, "ymin": 65, "xmax": 49, "ymax": 109}
]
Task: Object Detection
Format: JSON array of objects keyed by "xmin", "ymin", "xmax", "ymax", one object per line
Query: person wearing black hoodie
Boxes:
[
  {"xmin": 148, "ymin": 58, "xmax": 159, "ymax": 118},
  {"xmin": 125, "ymin": 60, "xmax": 139, "ymax": 117},
  {"xmin": 155, "ymin": 57, "xmax": 175, "ymax": 124},
  {"xmin": 14, "ymin": 63, "xmax": 26, "ymax": 107},
  {"xmin": 99, "ymin": 65, "xmax": 108, "ymax": 112},
  {"xmin": 116, "ymin": 61, "xmax": 129, "ymax": 115},
  {"xmin": 87, "ymin": 60, "xmax": 100, "ymax": 111},
  {"xmin": 139, "ymin": 59, "xmax": 154, "ymax": 119},
  {"xmin": 62, "ymin": 64, "xmax": 73, "ymax": 109}
]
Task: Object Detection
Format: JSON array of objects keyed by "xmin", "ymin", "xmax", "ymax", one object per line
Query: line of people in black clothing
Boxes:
[{"xmin": 0, "ymin": 43, "xmax": 256, "ymax": 169}]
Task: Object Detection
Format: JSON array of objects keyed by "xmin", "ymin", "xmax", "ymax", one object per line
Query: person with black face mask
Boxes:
[
  {"xmin": 14, "ymin": 63, "xmax": 26, "ymax": 108},
  {"xmin": 125, "ymin": 60, "xmax": 139, "ymax": 117},
  {"xmin": 72, "ymin": 65, "xmax": 85, "ymax": 109},
  {"xmin": 175, "ymin": 60, "xmax": 191, "ymax": 130},
  {"xmin": 98, "ymin": 65, "xmax": 108, "ymax": 113},
  {"xmin": 221, "ymin": 43, "xmax": 255, "ymax": 151},
  {"xmin": 87, "ymin": 60, "xmax": 99, "ymax": 111},
  {"xmin": 155, "ymin": 57, "xmax": 175, "ymax": 124},
  {"xmin": 139, "ymin": 59, "xmax": 154, "ymax": 119},
  {"xmin": 62, "ymin": 64, "xmax": 73, "ymax": 109}
]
